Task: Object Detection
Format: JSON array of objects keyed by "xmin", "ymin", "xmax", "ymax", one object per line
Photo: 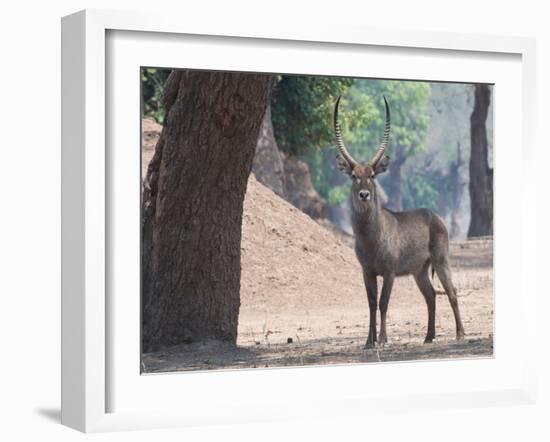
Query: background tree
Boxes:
[
  {"xmin": 254, "ymin": 75, "xmax": 355, "ymax": 218},
  {"xmin": 142, "ymin": 70, "xmax": 273, "ymax": 352},
  {"xmin": 356, "ymin": 80, "xmax": 431, "ymax": 211},
  {"xmin": 270, "ymin": 75, "xmax": 354, "ymax": 156},
  {"xmin": 141, "ymin": 67, "xmax": 171, "ymax": 123},
  {"xmin": 467, "ymin": 84, "xmax": 493, "ymax": 237},
  {"xmin": 423, "ymin": 83, "xmax": 473, "ymax": 237},
  {"xmin": 300, "ymin": 80, "xmax": 430, "ymax": 230},
  {"xmin": 447, "ymin": 142, "xmax": 466, "ymax": 238},
  {"xmin": 252, "ymin": 104, "xmax": 286, "ymax": 197}
]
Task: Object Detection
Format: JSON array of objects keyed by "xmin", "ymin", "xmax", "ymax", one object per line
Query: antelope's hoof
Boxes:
[
  {"xmin": 456, "ymin": 332, "xmax": 465, "ymax": 341},
  {"xmin": 364, "ymin": 340, "xmax": 376, "ymax": 349},
  {"xmin": 424, "ymin": 337, "xmax": 434, "ymax": 344}
]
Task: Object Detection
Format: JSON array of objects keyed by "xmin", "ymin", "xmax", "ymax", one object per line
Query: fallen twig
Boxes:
[{"xmin": 435, "ymin": 289, "xmax": 474, "ymax": 298}]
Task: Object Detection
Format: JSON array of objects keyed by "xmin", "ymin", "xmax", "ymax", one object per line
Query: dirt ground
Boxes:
[
  {"xmin": 141, "ymin": 118, "xmax": 493, "ymax": 373},
  {"xmin": 143, "ymin": 235, "xmax": 493, "ymax": 373}
]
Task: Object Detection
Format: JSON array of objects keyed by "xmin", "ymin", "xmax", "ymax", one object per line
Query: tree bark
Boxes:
[
  {"xmin": 252, "ymin": 105, "xmax": 328, "ymax": 219},
  {"xmin": 467, "ymin": 84, "xmax": 493, "ymax": 237},
  {"xmin": 252, "ymin": 104, "xmax": 286, "ymax": 197},
  {"xmin": 282, "ymin": 154, "xmax": 327, "ymax": 219},
  {"xmin": 142, "ymin": 70, "xmax": 273, "ymax": 352}
]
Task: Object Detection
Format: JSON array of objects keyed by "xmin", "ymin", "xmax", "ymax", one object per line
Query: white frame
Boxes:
[{"xmin": 61, "ymin": 9, "xmax": 537, "ymax": 433}]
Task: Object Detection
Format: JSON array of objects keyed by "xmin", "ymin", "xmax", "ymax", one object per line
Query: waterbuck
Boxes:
[{"xmin": 333, "ymin": 96, "xmax": 465, "ymax": 348}]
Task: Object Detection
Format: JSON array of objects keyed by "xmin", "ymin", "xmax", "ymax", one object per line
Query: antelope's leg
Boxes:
[
  {"xmin": 363, "ymin": 271, "xmax": 378, "ymax": 348},
  {"xmin": 434, "ymin": 263, "xmax": 465, "ymax": 340},
  {"xmin": 414, "ymin": 268, "xmax": 437, "ymax": 343},
  {"xmin": 378, "ymin": 273, "xmax": 395, "ymax": 346}
]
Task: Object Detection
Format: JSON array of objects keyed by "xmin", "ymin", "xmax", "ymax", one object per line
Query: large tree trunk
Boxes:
[
  {"xmin": 142, "ymin": 70, "xmax": 273, "ymax": 352},
  {"xmin": 467, "ymin": 84, "xmax": 493, "ymax": 237},
  {"xmin": 282, "ymin": 154, "xmax": 327, "ymax": 219},
  {"xmin": 252, "ymin": 106, "xmax": 327, "ymax": 220},
  {"xmin": 252, "ymin": 104, "xmax": 286, "ymax": 197}
]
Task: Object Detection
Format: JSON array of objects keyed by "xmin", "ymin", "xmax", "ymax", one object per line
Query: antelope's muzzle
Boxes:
[{"xmin": 359, "ymin": 190, "xmax": 371, "ymax": 201}]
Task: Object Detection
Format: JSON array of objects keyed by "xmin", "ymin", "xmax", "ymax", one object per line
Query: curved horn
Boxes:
[
  {"xmin": 369, "ymin": 96, "xmax": 391, "ymax": 167},
  {"xmin": 333, "ymin": 96, "xmax": 358, "ymax": 168}
]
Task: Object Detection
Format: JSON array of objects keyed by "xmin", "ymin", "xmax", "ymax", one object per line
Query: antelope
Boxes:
[{"xmin": 333, "ymin": 96, "xmax": 465, "ymax": 348}]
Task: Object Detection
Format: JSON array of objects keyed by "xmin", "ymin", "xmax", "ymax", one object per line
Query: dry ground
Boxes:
[
  {"xmin": 143, "ymin": 235, "xmax": 493, "ymax": 373},
  {"xmin": 141, "ymin": 118, "xmax": 493, "ymax": 373}
]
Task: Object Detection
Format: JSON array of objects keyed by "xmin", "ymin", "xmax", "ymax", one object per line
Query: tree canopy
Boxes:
[
  {"xmin": 301, "ymin": 79, "xmax": 432, "ymax": 209},
  {"xmin": 270, "ymin": 75, "xmax": 354, "ymax": 156}
]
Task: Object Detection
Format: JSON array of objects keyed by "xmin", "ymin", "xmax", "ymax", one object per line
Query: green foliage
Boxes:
[
  {"xmin": 141, "ymin": 68, "xmax": 171, "ymax": 123},
  {"xmin": 351, "ymin": 79, "xmax": 431, "ymax": 160},
  {"xmin": 402, "ymin": 173, "xmax": 439, "ymax": 212},
  {"xmin": 302, "ymin": 79, "xmax": 432, "ymax": 211},
  {"xmin": 327, "ymin": 185, "xmax": 349, "ymax": 206},
  {"xmin": 270, "ymin": 76, "xmax": 354, "ymax": 155}
]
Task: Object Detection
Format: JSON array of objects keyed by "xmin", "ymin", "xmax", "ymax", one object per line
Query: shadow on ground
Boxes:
[{"xmin": 142, "ymin": 337, "xmax": 493, "ymax": 373}]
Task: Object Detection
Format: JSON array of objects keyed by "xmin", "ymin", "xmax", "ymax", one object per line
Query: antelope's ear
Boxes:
[
  {"xmin": 373, "ymin": 155, "xmax": 391, "ymax": 176},
  {"xmin": 336, "ymin": 154, "xmax": 354, "ymax": 178}
]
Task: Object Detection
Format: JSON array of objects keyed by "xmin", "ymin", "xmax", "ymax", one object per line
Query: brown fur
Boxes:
[
  {"xmin": 334, "ymin": 96, "xmax": 464, "ymax": 347},
  {"xmin": 343, "ymin": 166, "xmax": 465, "ymax": 347}
]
